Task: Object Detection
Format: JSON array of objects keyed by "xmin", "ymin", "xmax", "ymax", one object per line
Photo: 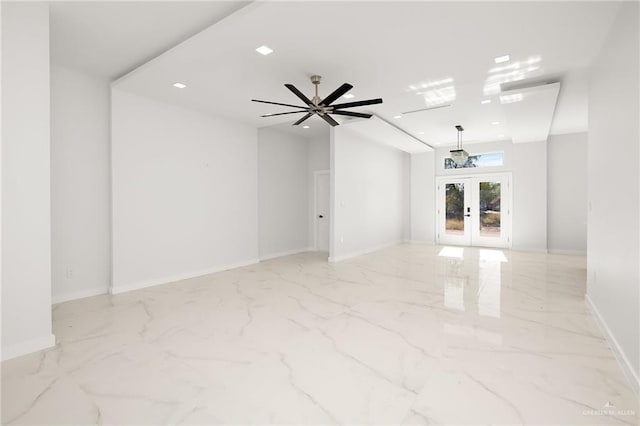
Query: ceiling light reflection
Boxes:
[
  {"xmin": 500, "ymin": 93, "xmax": 523, "ymax": 104},
  {"xmin": 483, "ymin": 55, "xmax": 542, "ymax": 95},
  {"xmin": 406, "ymin": 77, "xmax": 456, "ymax": 107}
]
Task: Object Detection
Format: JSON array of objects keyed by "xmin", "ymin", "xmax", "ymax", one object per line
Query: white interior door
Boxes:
[
  {"xmin": 315, "ymin": 171, "xmax": 330, "ymax": 252},
  {"xmin": 437, "ymin": 173, "xmax": 511, "ymax": 248}
]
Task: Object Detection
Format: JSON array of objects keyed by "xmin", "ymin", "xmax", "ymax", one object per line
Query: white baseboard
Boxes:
[
  {"xmin": 329, "ymin": 240, "xmax": 402, "ymax": 263},
  {"xmin": 548, "ymin": 249, "xmax": 587, "ymax": 256},
  {"xmin": 586, "ymin": 294, "xmax": 640, "ymax": 395},
  {"xmin": 2, "ymin": 333, "xmax": 56, "ymax": 361},
  {"xmin": 408, "ymin": 239, "xmax": 435, "ymax": 245},
  {"xmin": 110, "ymin": 259, "xmax": 260, "ymax": 295},
  {"xmin": 259, "ymin": 247, "xmax": 313, "ymax": 261},
  {"xmin": 52, "ymin": 287, "xmax": 108, "ymax": 305},
  {"xmin": 512, "ymin": 247, "xmax": 548, "ymax": 253}
]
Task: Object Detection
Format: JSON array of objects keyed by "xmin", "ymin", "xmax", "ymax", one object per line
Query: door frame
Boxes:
[
  {"xmin": 436, "ymin": 172, "xmax": 512, "ymax": 248},
  {"xmin": 313, "ymin": 170, "xmax": 330, "ymax": 251}
]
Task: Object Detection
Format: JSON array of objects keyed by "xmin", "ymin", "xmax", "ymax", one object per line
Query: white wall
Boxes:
[
  {"xmin": 258, "ymin": 127, "xmax": 309, "ymax": 259},
  {"xmin": 403, "ymin": 154, "xmax": 411, "ymax": 242},
  {"xmin": 111, "ymin": 89, "xmax": 259, "ymax": 293},
  {"xmin": 51, "ymin": 64, "xmax": 111, "ymax": 303},
  {"xmin": 512, "ymin": 141, "xmax": 547, "ymax": 252},
  {"xmin": 331, "ymin": 126, "xmax": 408, "ymax": 261},
  {"xmin": 307, "ymin": 131, "xmax": 330, "ymax": 249},
  {"xmin": 428, "ymin": 139, "xmax": 548, "ymax": 252},
  {"xmin": 547, "ymin": 132, "xmax": 587, "ymax": 254},
  {"xmin": 587, "ymin": 1, "xmax": 639, "ymax": 392},
  {"xmin": 1, "ymin": 2, "xmax": 55, "ymax": 360},
  {"xmin": 410, "ymin": 152, "xmax": 435, "ymax": 244}
]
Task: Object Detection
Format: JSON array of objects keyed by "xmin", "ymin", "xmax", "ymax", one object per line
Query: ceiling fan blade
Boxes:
[
  {"xmin": 331, "ymin": 98, "xmax": 383, "ymax": 110},
  {"xmin": 331, "ymin": 110, "xmax": 373, "ymax": 119},
  {"xmin": 319, "ymin": 113, "xmax": 339, "ymax": 127},
  {"xmin": 261, "ymin": 111, "xmax": 309, "ymax": 117},
  {"xmin": 293, "ymin": 113, "xmax": 313, "ymax": 125},
  {"xmin": 284, "ymin": 84, "xmax": 314, "ymax": 106},
  {"xmin": 252, "ymin": 99, "xmax": 308, "ymax": 109},
  {"xmin": 320, "ymin": 83, "xmax": 353, "ymax": 106}
]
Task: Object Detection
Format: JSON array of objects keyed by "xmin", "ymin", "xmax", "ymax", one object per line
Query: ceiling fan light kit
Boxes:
[
  {"xmin": 450, "ymin": 125, "xmax": 469, "ymax": 166},
  {"xmin": 252, "ymin": 75, "xmax": 383, "ymax": 127}
]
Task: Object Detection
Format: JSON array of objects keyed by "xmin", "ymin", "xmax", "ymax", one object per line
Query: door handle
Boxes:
[
  {"xmin": 464, "ymin": 214, "xmax": 471, "ymax": 217},
  {"xmin": 318, "ymin": 215, "xmax": 324, "ymax": 218}
]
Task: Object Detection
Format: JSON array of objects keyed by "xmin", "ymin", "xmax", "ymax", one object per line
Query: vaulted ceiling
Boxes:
[
  {"xmin": 49, "ymin": 1, "xmax": 249, "ymax": 79},
  {"xmin": 53, "ymin": 1, "xmax": 621, "ymax": 147}
]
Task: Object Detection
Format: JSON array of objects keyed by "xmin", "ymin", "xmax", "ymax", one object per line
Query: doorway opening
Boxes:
[{"xmin": 436, "ymin": 173, "xmax": 511, "ymax": 248}]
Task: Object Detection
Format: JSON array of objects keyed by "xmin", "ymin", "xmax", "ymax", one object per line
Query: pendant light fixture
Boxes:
[{"xmin": 450, "ymin": 125, "xmax": 468, "ymax": 166}]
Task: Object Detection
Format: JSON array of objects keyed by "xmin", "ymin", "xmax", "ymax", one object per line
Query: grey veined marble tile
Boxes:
[{"xmin": 2, "ymin": 245, "xmax": 638, "ymax": 425}]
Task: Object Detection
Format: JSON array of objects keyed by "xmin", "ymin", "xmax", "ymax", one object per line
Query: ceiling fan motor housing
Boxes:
[{"xmin": 251, "ymin": 75, "xmax": 383, "ymax": 126}]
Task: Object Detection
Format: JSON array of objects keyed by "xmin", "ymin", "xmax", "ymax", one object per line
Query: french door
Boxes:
[{"xmin": 436, "ymin": 173, "xmax": 511, "ymax": 248}]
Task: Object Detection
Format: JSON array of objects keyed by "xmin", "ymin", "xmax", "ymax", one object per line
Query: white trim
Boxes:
[
  {"xmin": 408, "ymin": 239, "xmax": 435, "ymax": 245},
  {"xmin": 260, "ymin": 247, "xmax": 313, "ymax": 261},
  {"xmin": 435, "ymin": 173, "xmax": 512, "ymax": 249},
  {"xmin": 329, "ymin": 241, "xmax": 401, "ymax": 263},
  {"xmin": 2, "ymin": 334, "xmax": 56, "ymax": 361},
  {"xmin": 313, "ymin": 170, "xmax": 330, "ymax": 251},
  {"xmin": 512, "ymin": 247, "xmax": 548, "ymax": 253},
  {"xmin": 586, "ymin": 295, "xmax": 640, "ymax": 395},
  {"xmin": 110, "ymin": 259, "xmax": 259, "ymax": 295},
  {"xmin": 548, "ymin": 249, "xmax": 586, "ymax": 256},
  {"xmin": 52, "ymin": 287, "xmax": 108, "ymax": 305}
]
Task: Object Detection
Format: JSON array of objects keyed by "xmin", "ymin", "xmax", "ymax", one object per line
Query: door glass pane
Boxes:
[
  {"xmin": 445, "ymin": 183, "xmax": 465, "ymax": 235},
  {"xmin": 479, "ymin": 181, "xmax": 501, "ymax": 237}
]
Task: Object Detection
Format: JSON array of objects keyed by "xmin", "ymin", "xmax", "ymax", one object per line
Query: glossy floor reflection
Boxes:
[{"xmin": 2, "ymin": 245, "xmax": 638, "ymax": 425}]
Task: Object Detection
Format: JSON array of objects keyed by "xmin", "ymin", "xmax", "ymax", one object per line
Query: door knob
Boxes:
[{"xmin": 318, "ymin": 215, "xmax": 324, "ymax": 218}]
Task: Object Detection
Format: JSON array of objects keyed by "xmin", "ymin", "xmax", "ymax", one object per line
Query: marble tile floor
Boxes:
[{"xmin": 1, "ymin": 244, "xmax": 638, "ymax": 425}]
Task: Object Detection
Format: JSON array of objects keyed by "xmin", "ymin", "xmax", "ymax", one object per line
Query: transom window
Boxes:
[{"xmin": 444, "ymin": 152, "xmax": 504, "ymax": 169}]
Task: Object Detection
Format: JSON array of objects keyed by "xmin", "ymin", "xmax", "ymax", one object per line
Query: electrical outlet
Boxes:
[
  {"xmin": 66, "ymin": 268, "xmax": 73, "ymax": 279},
  {"xmin": 340, "ymin": 236, "xmax": 344, "ymax": 243}
]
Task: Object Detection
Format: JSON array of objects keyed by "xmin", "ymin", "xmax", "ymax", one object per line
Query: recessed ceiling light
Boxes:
[
  {"xmin": 494, "ymin": 55, "xmax": 510, "ymax": 64},
  {"xmin": 498, "ymin": 134, "xmax": 505, "ymax": 137},
  {"xmin": 302, "ymin": 125, "xmax": 310, "ymax": 129},
  {"xmin": 481, "ymin": 99, "xmax": 491, "ymax": 104},
  {"xmin": 255, "ymin": 45, "xmax": 273, "ymax": 55},
  {"xmin": 343, "ymin": 93, "xmax": 355, "ymax": 99},
  {"xmin": 419, "ymin": 131, "xmax": 425, "ymax": 135},
  {"xmin": 491, "ymin": 121, "xmax": 500, "ymax": 125},
  {"xmin": 394, "ymin": 115, "xmax": 402, "ymax": 119},
  {"xmin": 173, "ymin": 82, "xmax": 187, "ymax": 89}
]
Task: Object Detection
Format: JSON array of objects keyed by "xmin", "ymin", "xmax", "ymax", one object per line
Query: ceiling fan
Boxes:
[{"xmin": 251, "ymin": 75, "xmax": 383, "ymax": 127}]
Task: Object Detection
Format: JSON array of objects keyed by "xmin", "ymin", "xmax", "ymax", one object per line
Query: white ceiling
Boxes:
[
  {"xmin": 344, "ymin": 116, "xmax": 432, "ymax": 154},
  {"xmin": 108, "ymin": 1, "xmax": 619, "ymax": 146},
  {"xmin": 501, "ymin": 82, "xmax": 561, "ymax": 144},
  {"xmin": 49, "ymin": 1, "xmax": 249, "ymax": 79}
]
